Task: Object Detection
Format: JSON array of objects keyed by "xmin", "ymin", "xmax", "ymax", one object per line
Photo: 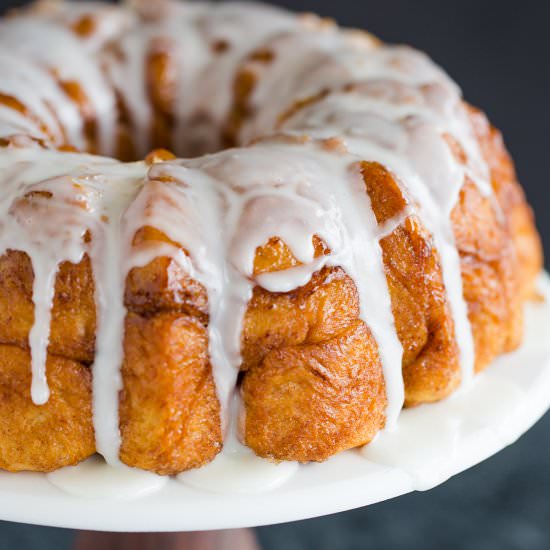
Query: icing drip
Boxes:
[
  {"xmin": 28, "ymin": 258, "xmax": 57, "ymax": 404},
  {"xmin": 0, "ymin": 0, "xmax": 500, "ymax": 471},
  {"xmin": 0, "ymin": 148, "xmax": 146, "ymax": 464},
  {"xmin": 128, "ymin": 162, "xmax": 238, "ymax": 425},
  {"xmin": 86, "ymin": 165, "xmax": 145, "ymax": 465}
]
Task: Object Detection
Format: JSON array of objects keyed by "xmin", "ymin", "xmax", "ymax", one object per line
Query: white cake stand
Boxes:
[{"xmin": 1, "ymin": 274, "xmax": 549, "ymax": 532}]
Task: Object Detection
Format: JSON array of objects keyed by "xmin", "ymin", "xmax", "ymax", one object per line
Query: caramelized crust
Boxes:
[
  {"xmin": 125, "ymin": 226, "xmax": 209, "ymax": 321},
  {"xmin": 119, "ymin": 230, "xmax": 222, "ymax": 474},
  {"xmin": 452, "ymin": 180, "xmax": 522, "ymax": 369},
  {"xmin": 119, "ymin": 312, "xmax": 222, "ymax": 474},
  {"xmin": 467, "ymin": 105, "xmax": 543, "ymax": 301},
  {"xmin": 114, "ymin": 90, "xmax": 137, "ymax": 162},
  {"xmin": 0, "ymin": 232, "xmax": 222, "ymax": 473},
  {"xmin": 362, "ymin": 160, "xmax": 461, "ymax": 405},
  {"xmin": 243, "ymin": 320, "xmax": 386, "ymax": 461},
  {"xmin": 0, "ymin": 344, "xmax": 94, "ymax": 472},
  {"xmin": 242, "ymin": 265, "xmax": 360, "ymax": 374},
  {"xmin": 386, "ymin": 217, "xmax": 461, "ymax": 405},
  {"xmin": 0, "ymin": 104, "xmax": 542, "ymax": 472}
]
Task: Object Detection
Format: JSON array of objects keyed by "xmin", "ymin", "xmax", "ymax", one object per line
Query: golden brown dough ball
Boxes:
[
  {"xmin": 119, "ymin": 311, "xmax": 222, "ymax": 475},
  {"xmin": 243, "ymin": 320, "xmax": 386, "ymax": 462},
  {"xmin": 0, "ymin": 344, "xmax": 94, "ymax": 472}
]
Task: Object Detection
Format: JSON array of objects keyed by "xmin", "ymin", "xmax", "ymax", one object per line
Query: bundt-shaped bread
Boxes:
[{"xmin": 0, "ymin": 0, "xmax": 542, "ymax": 475}]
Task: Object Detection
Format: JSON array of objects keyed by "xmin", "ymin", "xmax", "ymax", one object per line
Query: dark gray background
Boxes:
[{"xmin": 0, "ymin": 1, "xmax": 548, "ymax": 549}]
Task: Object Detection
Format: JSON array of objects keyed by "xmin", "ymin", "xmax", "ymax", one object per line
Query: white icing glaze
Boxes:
[
  {"xmin": 178, "ymin": 445, "xmax": 299, "ymax": 494},
  {"xmin": 0, "ymin": 0, "xmax": 503, "ymax": 482},
  {"xmin": 86, "ymin": 164, "xmax": 146, "ymax": 465},
  {"xmin": 102, "ymin": 29, "xmax": 153, "ymax": 155},
  {"xmin": 47, "ymin": 454, "xmax": 167, "ymax": 499},
  {"xmin": 236, "ymin": 27, "xmax": 380, "ymax": 146},
  {"xmin": 100, "ymin": 1, "xmax": 296, "ymax": 157}
]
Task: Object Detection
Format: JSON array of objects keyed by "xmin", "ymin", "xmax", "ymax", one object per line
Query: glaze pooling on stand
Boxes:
[
  {"xmin": 47, "ymin": 455, "xmax": 168, "ymax": 499},
  {"xmin": 362, "ymin": 372, "xmax": 527, "ymax": 490},
  {"xmin": 0, "ymin": 0, "xmax": 497, "ymax": 472}
]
